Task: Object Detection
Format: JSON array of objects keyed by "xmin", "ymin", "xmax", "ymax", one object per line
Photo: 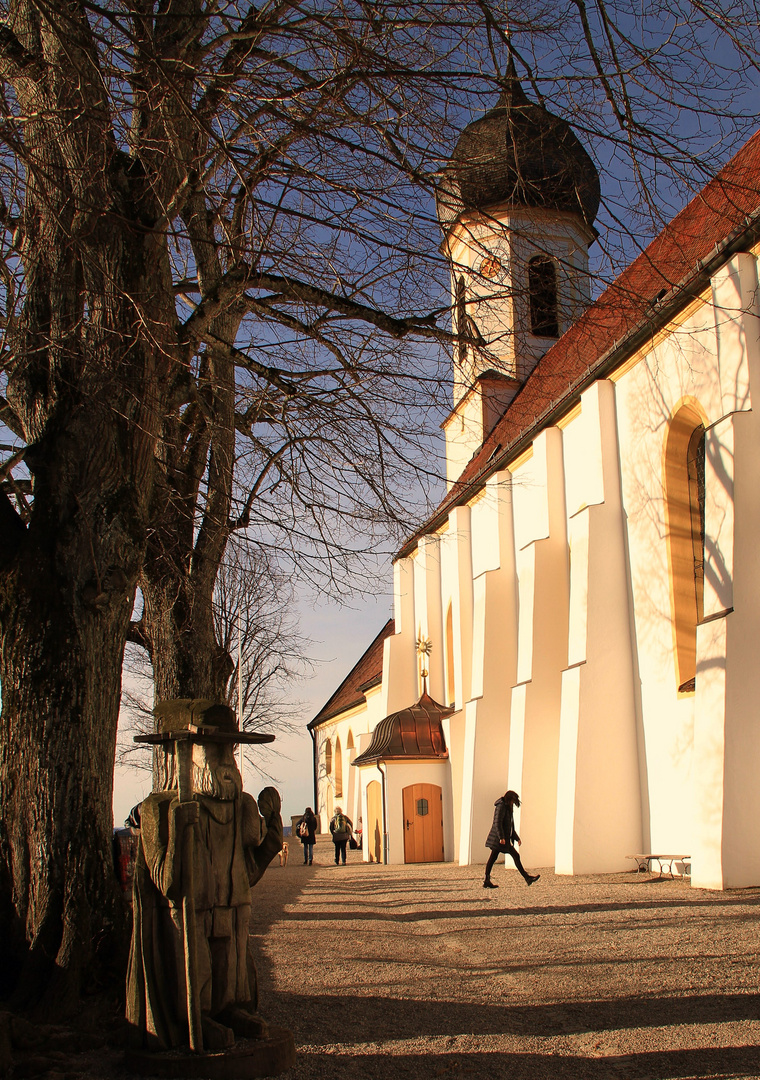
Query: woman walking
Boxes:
[
  {"xmin": 484, "ymin": 790, "xmax": 540, "ymax": 888},
  {"xmin": 296, "ymin": 806, "xmax": 318, "ymax": 865}
]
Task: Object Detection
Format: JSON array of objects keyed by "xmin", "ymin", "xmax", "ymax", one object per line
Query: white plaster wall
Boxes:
[
  {"xmin": 443, "ymin": 207, "xmax": 593, "ymax": 483},
  {"xmin": 615, "ymin": 264, "xmax": 759, "ymax": 879},
  {"xmin": 313, "ymin": 689, "xmax": 387, "ymax": 835},
  {"xmin": 413, "ymin": 536, "xmax": 446, "ymax": 702},
  {"xmin": 507, "ymin": 428, "xmax": 569, "ymax": 867},
  {"xmin": 382, "ymin": 558, "xmax": 418, "ymax": 716},
  {"xmin": 459, "ymin": 471, "xmax": 519, "ymax": 864},
  {"xmin": 358, "ymin": 762, "xmax": 386, "ymax": 864},
  {"xmin": 555, "ymin": 380, "xmax": 643, "ymax": 874},
  {"xmin": 692, "ymin": 252, "xmax": 760, "ymax": 887}
]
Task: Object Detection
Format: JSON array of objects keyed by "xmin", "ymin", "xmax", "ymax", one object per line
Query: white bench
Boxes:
[{"xmin": 628, "ymin": 854, "xmax": 691, "ymax": 877}]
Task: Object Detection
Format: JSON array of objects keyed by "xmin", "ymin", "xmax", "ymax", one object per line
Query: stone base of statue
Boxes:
[{"xmin": 125, "ymin": 1027, "xmax": 296, "ymax": 1078}]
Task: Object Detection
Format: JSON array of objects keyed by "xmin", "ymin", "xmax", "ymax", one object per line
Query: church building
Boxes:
[{"xmin": 308, "ymin": 69, "xmax": 760, "ymax": 890}]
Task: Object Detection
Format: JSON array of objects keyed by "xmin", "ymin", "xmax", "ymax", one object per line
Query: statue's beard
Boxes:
[{"xmin": 193, "ymin": 762, "xmax": 243, "ymax": 801}]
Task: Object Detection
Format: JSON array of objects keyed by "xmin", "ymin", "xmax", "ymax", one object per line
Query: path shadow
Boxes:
[
  {"xmin": 283, "ymin": 1045, "xmax": 760, "ymax": 1079},
  {"xmin": 270, "ymin": 988, "xmax": 760, "ymax": 1043}
]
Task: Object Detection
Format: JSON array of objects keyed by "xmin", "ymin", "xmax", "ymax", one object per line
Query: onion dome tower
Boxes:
[{"xmin": 439, "ymin": 61, "xmax": 600, "ymax": 486}]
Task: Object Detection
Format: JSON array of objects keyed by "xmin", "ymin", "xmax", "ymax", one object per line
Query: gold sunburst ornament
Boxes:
[{"xmin": 416, "ymin": 635, "xmax": 433, "ymax": 691}]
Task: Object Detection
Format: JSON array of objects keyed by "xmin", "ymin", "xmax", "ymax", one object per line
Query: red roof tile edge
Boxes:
[
  {"xmin": 308, "ymin": 618, "xmax": 395, "ymax": 728},
  {"xmin": 398, "ymin": 127, "xmax": 760, "ymax": 560}
]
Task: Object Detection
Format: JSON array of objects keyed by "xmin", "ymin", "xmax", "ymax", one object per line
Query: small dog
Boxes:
[{"xmin": 278, "ymin": 841, "xmax": 289, "ymax": 867}]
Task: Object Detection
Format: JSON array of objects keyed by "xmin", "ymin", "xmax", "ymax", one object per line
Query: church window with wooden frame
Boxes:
[
  {"xmin": 528, "ymin": 256, "xmax": 560, "ymax": 338},
  {"xmin": 665, "ymin": 404, "xmax": 706, "ymax": 694}
]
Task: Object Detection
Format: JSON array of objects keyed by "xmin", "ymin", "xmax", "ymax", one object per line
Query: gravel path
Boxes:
[
  {"xmin": 251, "ymin": 850, "xmax": 760, "ymax": 1080},
  {"xmin": 9, "ymin": 851, "xmax": 759, "ymax": 1079}
]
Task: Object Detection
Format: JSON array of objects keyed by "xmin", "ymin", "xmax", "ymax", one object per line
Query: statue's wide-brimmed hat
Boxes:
[{"xmin": 133, "ymin": 699, "xmax": 275, "ymax": 747}]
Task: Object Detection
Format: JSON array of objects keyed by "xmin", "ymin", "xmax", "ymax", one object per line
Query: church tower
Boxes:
[{"xmin": 437, "ymin": 63, "xmax": 600, "ymax": 486}]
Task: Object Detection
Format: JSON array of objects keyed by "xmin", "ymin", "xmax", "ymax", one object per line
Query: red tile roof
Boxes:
[
  {"xmin": 308, "ymin": 618, "xmax": 394, "ymax": 728},
  {"xmin": 399, "ymin": 127, "xmax": 760, "ymax": 558}
]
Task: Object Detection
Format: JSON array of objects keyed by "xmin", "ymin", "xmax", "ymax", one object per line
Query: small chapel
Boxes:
[{"xmin": 308, "ymin": 67, "xmax": 760, "ymax": 890}]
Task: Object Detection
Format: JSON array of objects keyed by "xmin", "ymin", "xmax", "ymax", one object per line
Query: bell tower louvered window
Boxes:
[{"xmin": 528, "ymin": 256, "xmax": 559, "ymax": 338}]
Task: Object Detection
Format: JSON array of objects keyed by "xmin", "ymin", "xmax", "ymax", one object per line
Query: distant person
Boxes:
[
  {"xmin": 329, "ymin": 806, "xmax": 353, "ymax": 865},
  {"xmin": 483, "ymin": 790, "xmax": 540, "ymax": 889},
  {"xmin": 296, "ymin": 806, "xmax": 318, "ymax": 864}
]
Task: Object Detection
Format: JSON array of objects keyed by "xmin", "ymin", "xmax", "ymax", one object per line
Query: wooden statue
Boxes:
[{"xmin": 126, "ymin": 700, "xmax": 282, "ymax": 1054}]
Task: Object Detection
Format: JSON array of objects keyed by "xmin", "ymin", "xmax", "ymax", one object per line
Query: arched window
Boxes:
[
  {"xmin": 324, "ymin": 739, "xmax": 332, "ymax": 776},
  {"xmin": 445, "ymin": 603, "xmax": 455, "ymax": 707},
  {"xmin": 346, "ymin": 730, "xmax": 354, "ymax": 751},
  {"xmin": 528, "ymin": 256, "xmax": 559, "ymax": 338},
  {"xmin": 455, "ymin": 276, "xmax": 468, "ymax": 366},
  {"xmin": 334, "ymin": 736, "xmax": 343, "ymax": 797},
  {"xmin": 665, "ymin": 404, "xmax": 706, "ymax": 693}
]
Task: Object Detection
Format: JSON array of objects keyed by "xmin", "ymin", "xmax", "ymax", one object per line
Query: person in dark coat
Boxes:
[
  {"xmin": 484, "ymin": 790, "xmax": 540, "ymax": 889},
  {"xmin": 296, "ymin": 807, "xmax": 318, "ymax": 864}
]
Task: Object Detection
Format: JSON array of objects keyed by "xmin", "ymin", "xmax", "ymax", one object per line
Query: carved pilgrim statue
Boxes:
[{"xmin": 126, "ymin": 699, "xmax": 282, "ymax": 1054}]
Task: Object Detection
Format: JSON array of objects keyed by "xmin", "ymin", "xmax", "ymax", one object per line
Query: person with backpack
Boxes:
[
  {"xmin": 296, "ymin": 806, "xmax": 318, "ymax": 865},
  {"xmin": 329, "ymin": 806, "xmax": 353, "ymax": 865}
]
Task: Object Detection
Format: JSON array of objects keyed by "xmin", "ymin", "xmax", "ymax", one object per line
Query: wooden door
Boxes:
[
  {"xmin": 366, "ymin": 781, "xmax": 383, "ymax": 863},
  {"xmin": 403, "ymin": 783, "xmax": 444, "ymax": 863}
]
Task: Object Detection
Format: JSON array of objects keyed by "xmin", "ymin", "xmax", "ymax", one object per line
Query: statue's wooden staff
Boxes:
[{"xmin": 136, "ymin": 709, "xmax": 274, "ymax": 1055}]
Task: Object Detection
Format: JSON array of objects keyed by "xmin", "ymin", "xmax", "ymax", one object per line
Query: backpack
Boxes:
[
  {"xmin": 332, "ymin": 813, "xmax": 350, "ymax": 836},
  {"xmin": 297, "ymin": 819, "xmax": 309, "ymax": 838}
]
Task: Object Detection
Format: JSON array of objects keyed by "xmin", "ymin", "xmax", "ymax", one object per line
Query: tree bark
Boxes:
[{"xmin": 0, "ymin": 0, "xmax": 178, "ymax": 1001}]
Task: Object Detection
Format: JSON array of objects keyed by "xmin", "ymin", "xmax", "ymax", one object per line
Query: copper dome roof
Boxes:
[
  {"xmin": 352, "ymin": 692, "xmax": 452, "ymax": 765},
  {"xmin": 437, "ymin": 64, "xmax": 600, "ymax": 229}
]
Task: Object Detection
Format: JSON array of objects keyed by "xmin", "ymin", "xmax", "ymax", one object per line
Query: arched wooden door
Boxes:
[
  {"xmin": 403, "ymin": 783, "xmax": 444, "ymax": 864},
  {"xmin": 366, "ymin": 781, "xmax": 383, "ymax": 863}
]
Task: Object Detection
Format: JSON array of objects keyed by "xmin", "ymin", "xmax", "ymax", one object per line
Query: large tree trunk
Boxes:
[
  {"xmin": 0, "ymin": 30, "xmax": 176, "ymax": 999},
  {"xmin": 140, "ymin": 571, "xmax": 234, "ymax": 703},
  {"xmin": 0, "ymin": 508, "xmax": 137, "ymax": 1012},
  {"xmin": 0, "ymin": 342, "xmax": 171, "ymax": 1010}
]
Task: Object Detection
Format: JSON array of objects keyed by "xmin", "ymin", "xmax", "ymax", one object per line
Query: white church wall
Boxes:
[
  {"xmin": 554, "ymin": 380, "xmax": 643, "ymax": 874},
  {"xmin": 413, "ymin": 535, "xmax": 445, "ymax": 702},
  {"xmin": 692, "ymin": 252, "xmax": 760, "ymax": 888},
  {"xmin": 314, "ymin": 684, "xmax": 388, "ymax": 835},
  {"xmin": 436, "ymin": 506, "xmax": 475, "ymax": 861},
  {"xmin": 382, "ymin": 557, "xmax": 418, "ymax": 716},
  {"xmin": 507, "ymin": 428, "xmax": 569, "ymax": 868},
  {"xmin": 614, "ymin": 276, "xmax": 757, "ymax": 877},
  {"xmin": 616, "ymin": 305, "xmax": 715, "ymax": 857},
  {"xmin": 458, "ymin": 471, "xmax": 519, "ymax": 864}
]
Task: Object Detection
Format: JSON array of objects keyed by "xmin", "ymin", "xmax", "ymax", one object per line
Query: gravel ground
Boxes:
[
  {"xmin": 8, "ymin": 850, "xmax": 760, "ymax": 1079},
  {"xmin": 251, "ymin": 850, "xmax": 760, "ymax": 1080}
]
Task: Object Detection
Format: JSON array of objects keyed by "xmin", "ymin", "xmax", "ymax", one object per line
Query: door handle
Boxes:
[{"xmin": 405, "ymin": 819, "xmax": 412, "ymax": 830}]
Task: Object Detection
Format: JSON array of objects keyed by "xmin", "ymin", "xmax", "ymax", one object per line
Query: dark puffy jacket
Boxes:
[{"xmin": 485, "ymin": 798, "xmax": 520, "ymax": 852}]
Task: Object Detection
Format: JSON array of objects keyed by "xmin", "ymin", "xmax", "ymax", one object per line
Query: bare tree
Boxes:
[
  {"xmin": 0, "ymin": 0, "xmax": 758, "ymax": 1011},
  {"xmin": 120, "ymin": 541, "xmax": 307, "ymax": 775}
]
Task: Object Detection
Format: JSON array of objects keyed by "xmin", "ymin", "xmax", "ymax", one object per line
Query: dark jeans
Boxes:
[
  {"xmin": 485, "ymin": 844, "xmax": 531, "ymax": 882},
  {"xmin": 334, "ymin": 839, "xmax": 348, "ymax": 864},
  {"xmin": 302, "ymin": 842, "xmax": 314, "ymax": 863}
]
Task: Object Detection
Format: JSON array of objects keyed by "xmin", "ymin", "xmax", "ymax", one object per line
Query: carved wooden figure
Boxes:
[{"xmin": 126, "ymin": 700, "xmax": 281, "ymax": 1054}]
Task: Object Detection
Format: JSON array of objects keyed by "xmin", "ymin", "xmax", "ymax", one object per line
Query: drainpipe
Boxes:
[{"xmin": 378, "ymin": 761, "xmax": 389, "ymax": 864}]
